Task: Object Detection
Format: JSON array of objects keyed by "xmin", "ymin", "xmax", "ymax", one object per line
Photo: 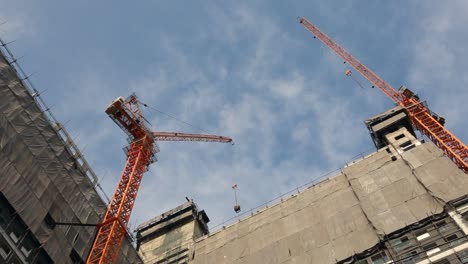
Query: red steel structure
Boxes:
[
  {"xmin": 299, "ymin": 17, "xmax": 468, "ymax": 174},
  {"xmin": 86, "ymin": 94, "xmax": 232, "ymax": 264}
]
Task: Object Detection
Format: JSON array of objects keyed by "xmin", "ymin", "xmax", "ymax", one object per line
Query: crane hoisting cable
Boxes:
[
  {"xmin": 232, "ymin": 184, "xmax": 241, "ymax": 213},
  {"xmin": 345, "ymin": 69, "xmax": 365, "ymax": 89}
]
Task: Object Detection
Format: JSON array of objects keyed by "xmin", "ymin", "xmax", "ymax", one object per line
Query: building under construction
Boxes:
[
  {"xmin": 135, "ymin": 107, "xmax": 468, "ymax": 264},
  {"xmin": 0, "ymin": 42, "xmax": 142, "ymax": 262},
  {"xmin": 2, "ymin": 16, "xmax": 468, "ymax": 264}
]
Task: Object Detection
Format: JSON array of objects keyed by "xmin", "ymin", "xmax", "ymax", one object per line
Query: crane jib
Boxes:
[{"xmin": 299, "ymin": 17, "xmax": 468, "ymax": 174}]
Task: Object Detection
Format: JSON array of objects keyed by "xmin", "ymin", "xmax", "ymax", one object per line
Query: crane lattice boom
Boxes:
[
  {"xmin": 86, "ymin": 94, "xmax": 232, "ymax": 264},
  {"xmin": 299, "ymin": 17, "xmax": 468, "ymax": 173}
]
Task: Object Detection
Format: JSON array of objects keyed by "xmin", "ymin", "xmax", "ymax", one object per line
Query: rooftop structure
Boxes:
[{"xmin": 135, "ymin": 200, "xmax": 209, "ymax": 263}]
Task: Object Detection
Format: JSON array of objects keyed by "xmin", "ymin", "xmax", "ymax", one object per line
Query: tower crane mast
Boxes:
[
  {"xmin": 299, "ymin": 17, "xmax": 468, "ymax": 174},
  {"xmin": 86, "ymin": 94, "xmax": 232, "ymax": 264}
]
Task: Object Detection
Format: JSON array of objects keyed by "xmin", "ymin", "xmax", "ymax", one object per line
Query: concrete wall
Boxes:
[
  {"xmin": 139, "ymin": 221, "xmax": 195, "ymax": 263},
  {"xmin": 187, "ymin": 142, "xmax": 468, "ymax": 264}
]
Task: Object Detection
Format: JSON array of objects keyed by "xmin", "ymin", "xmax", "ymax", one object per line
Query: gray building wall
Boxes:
[
  {"xmin": 0, "ymin": 48, "xmax": 142, "ymax": 263},
  {"xmin": 185, "ymin": 140, "xmax": 468, "ymax": 264}
]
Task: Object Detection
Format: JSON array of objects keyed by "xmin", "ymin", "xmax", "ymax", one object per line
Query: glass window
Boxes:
[
  {"xmin": 36, "ymin": 249, "xmax": 53, "ymax": 264},
  {"xmin": 0, "ymin": 239, "xmax": 11, "ymax": 260},
  {"xmin": 393, "ymin": 236, "xmax": 413, "ymax": 251},
  {"xmin": 19, "ymin": 232, "xmax": 39, "ymax": 258},
  {"xmin": 7, "ymin": 218, "xmax": 27, "ymax": 244},
  {"xmin": 371, "ymin": 253, "xmax": 389, "ymax": 264},
  {"xmin": 433, "ymin": 259, "xmax": 450, "ymax": 264},
  {"xmin": 422, "ymin": 242, "xmax": 438, "ymax": 251},
  {"xmin": 400, "ymin": 251, "xmax": 419, "ymax": 264},
  {"xmin": 0, "ymin": 194, "xmax": 16, "ymax": 229}
]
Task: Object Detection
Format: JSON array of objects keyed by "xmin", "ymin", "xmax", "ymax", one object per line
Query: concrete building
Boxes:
[
  {"xmin": 0, "ymin": 42, "xmax": 142, "ymax": 262},
  {"xmin": 135, "ymin": 200, "xmax": 209, "ymax": 263},
  {"xmin": 137, "ymin": 106, "xmax": 468, "ymax": 264}
]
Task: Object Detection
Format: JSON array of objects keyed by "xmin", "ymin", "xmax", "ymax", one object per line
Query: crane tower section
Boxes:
[
  {"xmin": 87, "ymin": 94, "xmax": 157, "ymax": 264},
  {"xmin": 299, "ymin": 17, "xmax": 468, "ymax": 174},
  {"xmin": 87, "ymin": 93, "xmax": 232, "ymax": 264}
]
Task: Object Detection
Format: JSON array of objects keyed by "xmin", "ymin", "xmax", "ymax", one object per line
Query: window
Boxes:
[
  {"xmin": 393, "ymin": 236, "xmax": 412, "ymax": 251},
  {"xmin": 399, "ymin": 141, "xmax": 412, "ymax": 148},
  {"xmin": 7, "ymin": 218, "xmax": 27, "ymax": 244},
  {"xmin": 433, "ymin": 259, "xmax": 450, "ymax": 264},
  {"xmin": 0, "ymin": 193, "xmax": 16, "ymax": 229},
  {"xmin": 370, "ymin": 253, "xmax": 389, "ymax": 264},
  {"xmin": 0, "ymin": 239, "xmax": 11, "ymax": 259},
  {"xmin": 399, "ymin": 250, "xmax": 419, "ymax": 264},
  {"xmin": 458, "ymin": 250, "xmax": 468, "ymax": 263},
  {"xmin": 423, "ymin": 242, "xmax": 438, "ymax": 251},
  {"xmin": 415, "ymin": 228, "xmax": 430, "ymax": 241},
  {"xmin": 36, "ymin": 249, "xmax": 53, "ymax": 264},
  {"xmin": 19, "ymin": 232, "xmax": 39, "ymax": 258},
  {"xmin": 395, "ymin": 134, "xmax": 405, "ymax": 140}
]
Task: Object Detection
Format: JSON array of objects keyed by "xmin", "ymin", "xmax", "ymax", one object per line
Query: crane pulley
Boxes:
[
  {"xmin": 298, "ymin": 17, "xmax": 468, "ymax": 173},
  {"xmin": 86, "ymin": 94, "xmax": 232, "ymax": 264}
]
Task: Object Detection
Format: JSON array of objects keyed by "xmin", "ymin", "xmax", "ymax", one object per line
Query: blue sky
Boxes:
[{"xmin": 2, "ymin": 1, "xmax": 468, "ymax": 231}]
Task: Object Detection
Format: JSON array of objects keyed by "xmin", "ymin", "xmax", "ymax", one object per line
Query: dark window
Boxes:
[
  {"xmin": 0, "ymin": 239, "xmax": 11, "ymax": 260},
  {"xmin": 70, "ymin": 248, "xmax": 84, "ymax": 264},
  {"xmin": 370, "ymin": 252, "xmax": 389, "ymax": 264},
  {"xmin": 395, "ymin": 134, "xmax": 405, "ymax": 140},
  {"xmin": 422, "ymin": 242, "xmax": 438, "ymax": 251},
  {"xmin": 0, "ymin": 193, "xmax": 16, "ymax": 228},
  {"xmin": 400, "ymin": 251, "xmax": 419, "ymax": 264},
  {"xmin": 446, "ymin": 234, "xmax": 458, "ymax": 242},
  {"xmin": 7, "ymin": 218, "xmax": 27, "ymax": 244},
  {"xmin": 433, "ymin": 259, "xmax": 450, "ymax": 264},
  {"xmin": 458, "ymin": 249, "xmax": 468, "ymax": 263},
  {"xmin": 414, "ymin": 228, "xmax": 428, "ymax": 237},
  {"xmin": 35, "ymin": 249, "xmax": 53, "ymax": 264},
  {"xmin": 399, "ymin": 141, "xmax": 412, "ymax": 148},
  {"xmin": 9, "ymin": 255, "xmax": 22, "ymax": 264},
  {"xmin": 393, "ymin": 236, "xmax": 413, "ymax": 251}
]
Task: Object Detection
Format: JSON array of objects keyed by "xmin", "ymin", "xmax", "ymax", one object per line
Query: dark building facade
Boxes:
[{"xmin": 0, "ymin": 42, "xmax": 142, "ymax": 263}]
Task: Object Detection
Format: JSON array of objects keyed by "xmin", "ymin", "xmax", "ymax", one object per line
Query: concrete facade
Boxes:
[
  {"xmin": 186, "ymin": 143, "xmax": 468, "ymax": 264},
  {"xmin": 136, "ymin": 201, "xmax": 209, "ymax": 264}
]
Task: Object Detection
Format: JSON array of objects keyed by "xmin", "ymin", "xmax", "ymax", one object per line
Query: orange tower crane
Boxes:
[
  {"xmin": 298, "ymin": 17, "xmax": 468, "ymax": 174},
  {"xmin": 86, "ymin": 94, "xmax": 232, "ymax": 264}
]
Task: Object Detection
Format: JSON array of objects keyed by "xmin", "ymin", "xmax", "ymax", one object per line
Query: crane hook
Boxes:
[{"xmin": 232, "ymin": 184, "xmax": 241, "ymax": 213}]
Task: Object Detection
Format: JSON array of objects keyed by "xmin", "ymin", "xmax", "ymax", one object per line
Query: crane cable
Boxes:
[
  {"xmin": 138, "ymin": 100, "xmax": 211, "ymax": 134},
  {"xmin": 345, "ymin": 69, "xmax": 367, "ymax": 89}
]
